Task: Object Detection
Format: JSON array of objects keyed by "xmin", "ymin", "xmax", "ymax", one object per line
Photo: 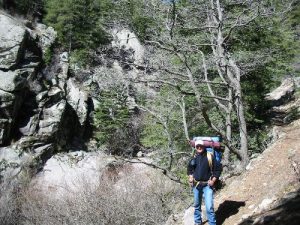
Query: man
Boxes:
[{"xmin": 187, "ymin": 140, "xmax": 222, "ymax": 225}]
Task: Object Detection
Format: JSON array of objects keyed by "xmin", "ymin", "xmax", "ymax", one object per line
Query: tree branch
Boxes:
[{"xmin": 115, "ymin": 157, "xmax": 183, "ymax": 184}]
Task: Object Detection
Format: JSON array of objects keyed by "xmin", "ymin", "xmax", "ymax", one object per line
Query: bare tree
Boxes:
[
  {"xmin": 136, "ymin": 91, "xmax": 184, "ymax": 170},
  {"xmin": 133, "ymin": 0, "xmax": 295, "ymax": 168}
]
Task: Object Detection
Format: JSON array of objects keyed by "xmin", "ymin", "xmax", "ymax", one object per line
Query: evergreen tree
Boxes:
[
  {"xmin": 1, "ymin": 0, "xmax": 43, "ymax": 18},
  {"xmin": 44, "ymin": 0, "xmax": 110, "ymax": 59},
  {"xmin": 93, "ymin": 86, "xmax": 135, "ymax": 155}
]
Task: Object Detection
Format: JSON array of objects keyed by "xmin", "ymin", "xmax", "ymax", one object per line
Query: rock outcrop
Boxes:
[
  {"xmin": 265, "ymin": 77, "xmax": 300, "ymax": 125},
  {"xmin": 0, "ymin": 13, "xmax": 27, "ymax": 70},
  {"xmin": 0, "ymin": 12, "xmax": 92, "ymax": 188}
]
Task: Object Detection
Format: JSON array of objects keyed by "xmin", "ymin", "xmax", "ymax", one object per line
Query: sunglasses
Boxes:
[{"xmin": 196, "ymin": 145, "xmax": 204, "ymax": 149}]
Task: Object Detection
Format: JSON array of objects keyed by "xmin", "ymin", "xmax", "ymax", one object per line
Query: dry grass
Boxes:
[
  {"xmin": 0, "ymin": 170, "xmax": 29, "ymax": 225},
  {"xmin": 18, "ymin": 166, "xmax": 184, "ymax": 225}
]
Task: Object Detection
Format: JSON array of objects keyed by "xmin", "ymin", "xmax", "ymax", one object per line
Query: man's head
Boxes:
[{"xmin": 195, "ymin": 140, "xmax": 205, "ymax": 153}]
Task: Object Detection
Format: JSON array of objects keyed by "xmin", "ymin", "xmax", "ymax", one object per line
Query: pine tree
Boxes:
[{"xmin": 44, "ymin": 0, "xmax": 110, "ymax": 52}]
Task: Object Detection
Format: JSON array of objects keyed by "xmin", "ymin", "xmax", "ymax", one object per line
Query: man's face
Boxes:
[{"xmin": 196, "ymin": 145, "xmax": 205, "ymax": 153}]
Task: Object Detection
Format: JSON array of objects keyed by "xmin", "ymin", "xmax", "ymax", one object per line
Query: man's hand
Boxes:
[
  {"xmin": 208, "ymin": 177, "xmax": 217, "ymax": 187},
  {"xmin": 188, "ymin": 175, "xmax": 194, "ymax": 186}
]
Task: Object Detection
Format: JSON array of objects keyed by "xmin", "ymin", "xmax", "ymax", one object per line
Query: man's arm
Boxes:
[
  {"xmin": 187, "ymin": 158, "xmax": 195, "ymax": 185},
  {"xmin": 208, "ymin": 158, "xmax": 222, "ymax": 186}
]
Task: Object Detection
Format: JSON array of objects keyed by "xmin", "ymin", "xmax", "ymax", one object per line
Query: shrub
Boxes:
[
  {"xmin": 21, "ymin": 166, "xmax": 184, "ymax": 225},
  {"xmin": 0, "ymin": 169, "xmax": 32, "ymax": 225}
]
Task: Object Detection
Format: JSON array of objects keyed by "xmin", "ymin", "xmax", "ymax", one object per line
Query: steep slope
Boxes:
[
  {"xmin": 215, "ymin": 119, "xmax": 300, "ymax": 225},
  {"xmin": 177, "ymin": 119, "xmax": 300, "ymax": 225}
]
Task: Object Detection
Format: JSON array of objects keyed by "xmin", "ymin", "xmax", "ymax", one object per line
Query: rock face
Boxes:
[
  {"xmin": 111, "ymin": 28, "xmax": 144, "ymax": 64},
  {"xmin": 0, "ymin": 12, "xmax": 92, "ymax": 188},
  {"xmin": 0, "ymin": 11, "xmax": 153, "ymax": 195},
  {"xmin": 265, "ymin": 77, "xmax": 300, "ymax": 125},
  {"xmin": 0, "ymin": 14, "xmax": 27, "ymax": 69}
]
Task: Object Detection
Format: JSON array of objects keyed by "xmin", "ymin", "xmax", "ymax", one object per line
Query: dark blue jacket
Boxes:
[{"xmin": 187, "ymin": 151, "xmax": 222, "ymax": 181}]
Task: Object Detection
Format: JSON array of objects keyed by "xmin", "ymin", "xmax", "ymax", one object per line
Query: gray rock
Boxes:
[
  {"xmin": 33, "ymin": 23, "xmax": 57, "ymax": 56},
  {"xmin": 265, "ymin": 78, "xmax": 295, "ymax": 107},
  {"xmin": 36, "ymin": 91, "xmax": 48, "ymax": 102},
  {"xmin": 183, "ymin": 207, "xmax": 195, "ymax": 225},
  {"xmin": 0, "ymin": 146, "xmax": 31, "ymax": 181},
  {"xmin": 0, "ymin": 89, "xmax": 14, "ymax": 107},
  {"xmin": 253, "ymin": 198, "xmax": 276, "ymax": 214},
  {"xmin": 270, "ymin": 98, "xmax": 300, "ymax": 125},
  {"xmin": 31, "ymin": 151, "xmax": 115, "ymax": 196},
  {"xmin": 111, "ymin": 28, "xmax": 144, "ymax": 64},
  {"xmin": 265, "ymin": 78, "xmax": 300, "ymax": 124},
  {"xmin": 0, "ymin": 14, "xmax": 26, "ymax": 69},
  {"xmin": 60, "ymin": 52, "xmax": 69, "ymax": 62},
  {"xmin": 19, "ymin": 115, "xmax": 39, "ymax": 136},
  {"xmin": 0, "ymin": 70, "xmax": 26, "ymax": 92},
  {"xmin": 48, "ymin": 86, "xmax": 63, "ymax": 97},
  {"xmin": 33, "ymin": 143, "xmax": 53, "ymax": 155},
  {"xmin": 66, "ymin": 79, "xmax": 88, "ymax": 125},
  {"xmin": 38, "ymin": 100, "xmax": 66, "ymax": 135},
  {"xmin": 0, "ymin": 87, "xmax": 24, "ymax": 144}
]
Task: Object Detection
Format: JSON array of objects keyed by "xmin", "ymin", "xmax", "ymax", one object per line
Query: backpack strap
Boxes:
[{"xmin": 207, "ymin": 151, "xmax": 213, "ymax": 173}]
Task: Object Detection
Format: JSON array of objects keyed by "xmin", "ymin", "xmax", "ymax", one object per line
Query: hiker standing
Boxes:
[{"xmin": 187, "ymin": 140, "xmax": 222, "ymax": 225}]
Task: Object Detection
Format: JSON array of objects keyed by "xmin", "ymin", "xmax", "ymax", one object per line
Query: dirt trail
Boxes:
[{"xmin": 214, "ymin": 119, "xmax": 300, "ymax": 225}]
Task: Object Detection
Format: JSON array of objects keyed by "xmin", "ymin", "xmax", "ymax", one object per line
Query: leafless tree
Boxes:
[{"xmin": 134, "ymin": 0, "xmax": 294, "ymax": 168}]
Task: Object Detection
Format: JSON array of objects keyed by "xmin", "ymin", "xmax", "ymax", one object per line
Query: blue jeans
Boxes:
[{"xmin": 193, "ymin": 185, "xmax": 216, "ymax": 225}]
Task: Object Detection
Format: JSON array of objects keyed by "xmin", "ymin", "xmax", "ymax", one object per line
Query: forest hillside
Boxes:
[{"xmin": 0, "ymin": 1, "xmax": 299, "ymax": 225}]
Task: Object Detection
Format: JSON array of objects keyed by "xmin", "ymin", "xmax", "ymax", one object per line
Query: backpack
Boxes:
[{"xmin": 189, "ymin": 136, "xmax": 224, "ymax": 169}]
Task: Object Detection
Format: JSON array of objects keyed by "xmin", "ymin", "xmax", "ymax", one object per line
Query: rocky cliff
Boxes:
[{"xmin": 0, "ymin": 11, "xmax": 93, "ymax": 185}]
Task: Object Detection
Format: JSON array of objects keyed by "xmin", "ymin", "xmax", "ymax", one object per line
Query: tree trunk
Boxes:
[
  {"xmin": 223, "ymin": 89, "xmax": 233, "ymax": 172},
  {"xmin": 211, "ymin": 0, "xmax": 249, "ymax": 168},
  {"xmin": 235, "ymin": 90, "xmax": 249, "ymax": 167}
]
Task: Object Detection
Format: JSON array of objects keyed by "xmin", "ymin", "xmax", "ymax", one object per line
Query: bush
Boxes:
[
  {"xmin": 21, "ymin": 166, "xmax": 184, "ymax": 225},
  {"xmin": 0, "ymin": 169, "xmax": 32, "ymax": 225},
  {"xmin": 0, "ymin": 178, "xmax": 21, "ymax": 225}
]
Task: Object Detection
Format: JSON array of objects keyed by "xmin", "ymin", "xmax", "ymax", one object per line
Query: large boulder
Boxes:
[
  {"xmin": 111, "ymin": 28, "xmax": 144, "ymax": 65},
  {"xmin": 29, "ymin": 151, "xmax": 182, "ymax": 200},
  {"xmin": 0, "ymin": 70, "xmax": 28, "ymax": 92}
]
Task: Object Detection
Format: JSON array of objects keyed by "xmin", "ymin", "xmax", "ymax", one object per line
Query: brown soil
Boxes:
[{"xmin": 213, "ymin": 119, "xmax": 300, "ymax": 225}]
